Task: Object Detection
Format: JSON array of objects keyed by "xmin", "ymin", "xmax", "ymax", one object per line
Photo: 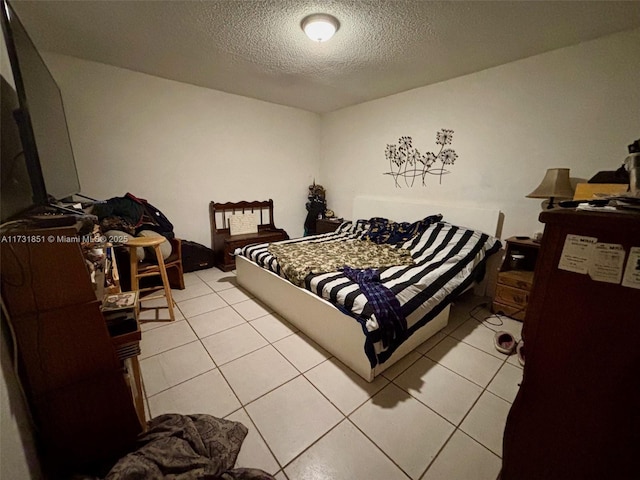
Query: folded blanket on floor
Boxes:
[{"xmin": 105, "ymin": 413, "xmax": 275, "ymax": 480}]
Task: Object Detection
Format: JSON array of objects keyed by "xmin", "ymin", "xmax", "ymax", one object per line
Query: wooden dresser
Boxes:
[
  {"xmin": 502, "ymin": 210, "xmax": 640, "ymax": 479},
  {"xmin": 0, "ymin": 226, "xmax": 142, "ymax": 475},
  {"xmin": 492, "ymin": 237, "xmax": 540, "ymax": 320}
]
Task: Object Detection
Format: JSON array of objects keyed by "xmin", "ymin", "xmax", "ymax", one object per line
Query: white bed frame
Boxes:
[{"xmin": 237, "ymin": 196, "xmax": 501, "ymax": 382}]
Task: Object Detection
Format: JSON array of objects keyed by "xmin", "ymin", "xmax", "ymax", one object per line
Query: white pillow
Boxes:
[
  {"xmin": 104, "ymin": 230, "xmax": 145, "ymax": 262},
  {"xmin": 138, "ymin": 230, "xmax": 172, "ymax": 260}
]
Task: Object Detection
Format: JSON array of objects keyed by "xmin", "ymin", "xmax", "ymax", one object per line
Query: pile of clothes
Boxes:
[{"xmin": 93, "ymin": 192, "xmax": 174, "ymax": 239}]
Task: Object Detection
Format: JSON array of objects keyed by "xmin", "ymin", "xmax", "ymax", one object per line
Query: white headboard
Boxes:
[{"xmin": 352, "ymin": 195, "xmax": 502, "ymax": 237}]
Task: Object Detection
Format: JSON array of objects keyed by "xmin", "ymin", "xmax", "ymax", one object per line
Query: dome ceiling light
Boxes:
[{"xmin": 301, "ymin": 13, "xmax": 339, "ymax": 42}]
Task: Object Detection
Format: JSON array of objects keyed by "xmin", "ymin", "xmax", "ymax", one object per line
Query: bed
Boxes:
[{"xmin": 236, "ymin": 195, "xmax": 502, "ymax": 382}]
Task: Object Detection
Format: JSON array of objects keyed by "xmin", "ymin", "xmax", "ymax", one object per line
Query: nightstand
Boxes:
[
  {"xmin": 492, "ymin": 236, "xmax": 540, "ymax": 321},
  {"xmin": 316, "ymin": 218, "xmax": 344, "ymax": 234}
]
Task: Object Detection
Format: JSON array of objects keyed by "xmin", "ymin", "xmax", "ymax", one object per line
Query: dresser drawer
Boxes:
[
  {"xmin": 497, "ymin": 270, "xmax": 534, "ymax": 290},
  {"xmin": 494, "ymin": 283, "xmax": 529, "ymax": 307}
]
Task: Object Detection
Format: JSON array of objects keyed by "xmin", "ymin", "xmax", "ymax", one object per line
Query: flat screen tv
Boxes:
[
  {"xmin": 1, "ymin": 0, "xmax": 81, "ymax": 209},
  {"xmin": 1, "ymin": 74, "xmax": 35, "ymax": 221}
]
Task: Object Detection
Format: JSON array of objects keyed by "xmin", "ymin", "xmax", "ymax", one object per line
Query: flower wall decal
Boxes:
[{"xmin": 384, "ymin": 129, "xmax": 458, "ymax": 187}]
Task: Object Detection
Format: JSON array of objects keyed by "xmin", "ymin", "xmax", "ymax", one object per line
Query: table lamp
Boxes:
[{"xmin": 526, "ymin": 168, "xmax": 574, "ymax": 209}]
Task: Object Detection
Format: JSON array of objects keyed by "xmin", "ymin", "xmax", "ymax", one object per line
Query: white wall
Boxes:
[
  {"xmin": 43, "ymin": 54, "xmax": 321, "ymax": 246},
  {"xmin": 320, "ymin": 28, "xmax": 640, "ymax": 239},
  {"xmin": 17, "ymin": 28, "xmax": 640, "ymax": 245}
]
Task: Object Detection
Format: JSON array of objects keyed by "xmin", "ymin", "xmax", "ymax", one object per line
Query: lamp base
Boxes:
[{"xmin": 541, "ymin": 197, "xmax": 559, "ymax": 209}]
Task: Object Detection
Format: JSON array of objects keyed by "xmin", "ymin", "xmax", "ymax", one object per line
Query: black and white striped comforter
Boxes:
[{"xmin": 240, "ymin": 220, "xmax": 501, "ymax": 367}]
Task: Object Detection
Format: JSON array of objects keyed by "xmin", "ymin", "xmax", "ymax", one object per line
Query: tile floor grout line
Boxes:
[
  {"xmin": 143, "ymin": 318, "xmax": 298, "ymax": 381},
  {"xmin": 228, "ymin": 300, "xmax": 273, "ymax": 325},
  {"xmin": 217, "ymin": 346, "xmax": 300, "ymax": 407},
  {"xmin": 453, "ymin": 357, "xmax": 511, "ymax": 457},
  {"xmin": 170, "ymin": 288, "xmax": 218, "ymax": 304},
  {"xmin": 301, "ymin": 357, "xmax": 371, "ymax": 414},
  {"xmin": 239, "ymin": 373, "xmax": 302, "ymax": 410},
  {"xmin": 387, "ymin": 371, "xmax": 469, "ymax": 431},
  {"xmin": 448, "ymin": 331, "xmax": 514, "ymax": 361},
  {"xmin": 276, "ymin": 418, "xmax": 349, "ymax": 475},
  {"xmin": 201, "ymin": 284, "xmax": 236, "ymax": 292},
  {"xmin": 448, "ymin": 310, "xmax": 523, "ymax": 357},
  {"xmin": 389, "ymin": 324, "xmax": 504, "ymax": 428},
  {"xmin": 182, "ymin": 307, "xmax": 205, "ymax": 340},
  {"xmin": 344, "ymin": 380, "xmax": 461, "ymax": 478},
  {"xmin": 416, "ymin": 426, "xmax": 458, "ymax": 480},
  {"xmin": 143, "ymin": 324, "xmax": 293, "ymax": 437},
  {"xmin": 140, "ymin": 273, "xmax": 243, "ymax": 402},
  {"xmin": 390, "ymin": 355, "xmax": 516, "ymax": 447},
  {"xmin": 269, "ymin": 335, "xmax": 333, "ymax": 376},
  {"xmin": 455, "ymin": 428, "xmax": 504, "ymax": 460},
  {"xmin": 484, "ymin": 358, "xmax": 521, "ymax": 404},
  {"xmin": 174, "ymin": 288, "xmax": 222, "ymax": 302},
  {"xmin": 417, "ymin": 426, "xmax": 502, "ymax": 479},
  {"xmin": 145, "ymin": 365, "xmax": 219, "ymax": 400},
  {"xmin": 275, "ymin": 469, "xmax": 289, "ymax": 480},
  {"xmin": 223, "ymin": 404, "xmax": 283, "ymax": 475},
  {"xmin": 344, "ymin": 416, "xmax": 413, "ymax": 480},
  {"xmin": 394, "ymin": 322, "xmax": 506, "ymax": 393},
  {"xmin": 140, "ymin": 370, "xmax": 152, "ymax": 421},
  {"xmin": 243, "ymin": 312, "xmax": 288, "ymax": 354},
  {"xmin": 182, "ymin": 320, "xmax": 248, "ymax": 418},
  {"xmin": 211, "ymin": 341, "xmax": 273, "ymax": 369},
  {"xmin": 139, "ymin": 315, "xmax": 184, "ymax": 329},
  {"xmin": 387, "ymin": 306, "xmax": 517, "ymax": 456},
  {"xmin": 139, "ymin": 337, "xmax": 203, "ymax": 362},
  {"xmin": 420, "ymin": 349, "xmax": 505, "ymax": 392},
  {"xmin": 139, "ymin": 319, "xmax": 183, "ymax": 332},
  {"xmin": 186, "ymin": 317, "xmax": 250, "ymax": 341},
  {"xmin": 175, "ymin": 300, "xmax": 229, "ymax": 320},
  {"xmin": 380, "ymin": 352, "xmax": 423, "ymax": 383},
  {"xmin": 238, "ymin": 375, "xmax": 323, "ymax": 472},
  {"xmin": 247, "ymin": 325, "xmax": 298, "ymax": 345},
  {"xmin": 441, "ymin": 308, "xmax": 515, "ymax": 433}
]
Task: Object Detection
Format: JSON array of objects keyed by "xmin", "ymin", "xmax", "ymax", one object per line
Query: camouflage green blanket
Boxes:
[{"xmin": 268, "ymin": 239, "xmax": 414, "ymax": 287}]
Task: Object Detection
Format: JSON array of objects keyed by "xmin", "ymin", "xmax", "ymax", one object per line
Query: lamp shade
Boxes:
[
  {"xmin": 301, "ymin": 14, "xmax": 339, "ymax": 42},
  {"xmin": 526, "ymin": 168, "xmax": 574, "ymax": 199}
]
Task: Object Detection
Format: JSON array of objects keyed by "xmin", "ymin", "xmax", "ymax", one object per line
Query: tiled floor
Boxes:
[{"xmin": 138, "ymin": 268, "xmax": 524, "ymax": 480}]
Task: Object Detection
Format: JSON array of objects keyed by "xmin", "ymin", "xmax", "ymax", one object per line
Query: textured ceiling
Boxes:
[{"xmin": 10, "ymin": 0, "xmax": 640, "ymax": 113}]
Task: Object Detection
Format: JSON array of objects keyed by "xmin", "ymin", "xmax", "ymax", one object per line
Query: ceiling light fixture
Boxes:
[{"xmin": 301, "ymin": 14, "xmax": 339, "ymax": 42}]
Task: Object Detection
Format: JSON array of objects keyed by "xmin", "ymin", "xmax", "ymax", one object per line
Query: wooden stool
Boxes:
[{"xmin": 124, "ymin": 236, "xmax": 176, "ymax": 322}]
